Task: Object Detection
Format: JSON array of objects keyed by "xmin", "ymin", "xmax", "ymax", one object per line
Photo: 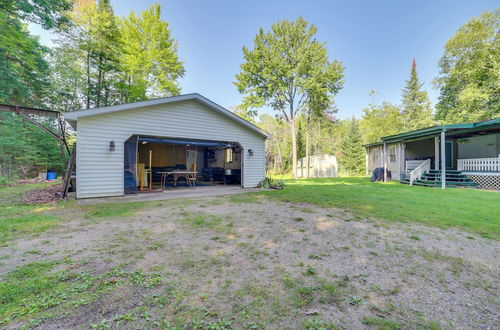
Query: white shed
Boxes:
[
  {"xmin": 65, "ymin": 94, "xmax": 268, "ymax": 199},
  {"xmin": 297, "ymin": 154, "xmax": 338, "ymax": 178}
]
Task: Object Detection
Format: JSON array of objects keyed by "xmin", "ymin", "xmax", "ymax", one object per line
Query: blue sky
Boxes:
[{"xmin": 30, "ymin": 0, "xmax": 498, "ymax": 118}]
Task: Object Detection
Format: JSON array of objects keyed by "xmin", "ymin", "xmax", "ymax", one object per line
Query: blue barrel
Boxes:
[{"xmin": 46, "ymin": 170, "xmax": 57, "ymax": 180}]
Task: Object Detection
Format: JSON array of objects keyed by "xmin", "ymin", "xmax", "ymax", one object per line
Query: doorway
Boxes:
[{"xmin": 124, "ymin": 135, "xmax": 242, "ymax": 194}]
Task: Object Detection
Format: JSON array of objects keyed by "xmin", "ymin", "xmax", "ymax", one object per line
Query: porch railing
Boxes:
[
  {"xmin": 409, "ymin": 159, "xmax": 430, "ymax": 185},
  {"xmin": 406, "ymin": 159, "xmax": 427, "ymax": 171},
  {"xmin": 457, "ymin": 155, "xmax": 500, "ymax": 172}
]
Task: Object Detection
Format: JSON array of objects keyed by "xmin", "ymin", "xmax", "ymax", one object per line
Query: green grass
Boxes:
[
  {"xmin": 0, "ymin": 259, "xmax": 164, "ymax": 326},
  {"xmin": 261, "ymin": 177, "xmax": 500, "ymax": 239},
  {"xmin": 0, "ymin": 183, "xmax": 63, "ymax": 245},
  {"xmin": 0, "ymin": 214, "xmax": 61, "ymax": 245},
  {"xmin": 83, "ymin": 202, "xmax": 145, "ymax": 218},
  {"xmin": 362, "ymin": 316, "xmax": 401, "ymax": 329}
]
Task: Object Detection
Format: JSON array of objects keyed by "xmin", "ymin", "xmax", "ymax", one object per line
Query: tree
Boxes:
[
  {"xmin": 119, "ymin": 4, "xmax": 184, "ymax": 101},
  {"xmin": 258, "ymin": 114, "xmax": 291, "ymax": 174},
  {"xmin": 360, "ymin": 91, "xmax": 404, "ymax": 143},
  {"xmin": 401, "ymin": 59, "xmax": 434, "ymax": 130},
  {"xmin": 54, "ymin": 0, "xmax": 123, "ymax": 109},
  {"xmin": 338, "ymin": 119, "xmax": 365, "ymax": 175},
  {"xmin": 235, "ymin": 17, "xmax": 344, "ymax": 178},
  {"xmin": 0, "ymin": 0, "xmax": 71, "ymax": 180},
  {"xmin": 0, "ymin": 11, "xmax": 51, "ymax": 106},
  {"xmin": 434, "ymin": 9, "xmax": 500, "ymax": 123},
  {"xmin": 0, "ymin": 0, "xmax": 72, "ymax": 30}
]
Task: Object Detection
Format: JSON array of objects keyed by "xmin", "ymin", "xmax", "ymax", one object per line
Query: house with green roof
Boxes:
[{"xmin": 364, "ymin": 118, "xmax": 500, "ymax": 190}]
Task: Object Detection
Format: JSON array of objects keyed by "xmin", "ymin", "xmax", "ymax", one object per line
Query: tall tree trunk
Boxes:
[
  {"xmin": 86, "ymin": 48, "xmax": 91, "ymax": 109},
  {"xmin": 291, "ymin": 119, "xmax": 298, "ymax": 179},
  {"xmin": 276, "ymin": 138, "xmax": 282, "ymax": 173},
  {"xmin": 96, "ymin": 55, "xmax": 103, "ymax": 107}
]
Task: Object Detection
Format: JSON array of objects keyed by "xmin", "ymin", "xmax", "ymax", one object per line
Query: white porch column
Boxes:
[
  {"xmin": 441, "ymin": 131, "xmax": 446, "ymax": 190},
  {"xmin": 401, "ymin": 143, "xmax": 405, "ymax": 174},
  {"xmin": 383, "ymin": 142, "xmax": 387, "ymax": 183},
  {"xmin": 434, "ymin": 136, "xmax": 439, "ymax": 170}
]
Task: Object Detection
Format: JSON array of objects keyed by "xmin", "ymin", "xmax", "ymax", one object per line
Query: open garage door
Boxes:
[{"xmin": 124, "ymin": 135, "xmax": 242, "ymax": 194}]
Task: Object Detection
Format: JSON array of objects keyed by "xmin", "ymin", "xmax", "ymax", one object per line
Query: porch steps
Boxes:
[{"xmin": 400, "ymin": 169, "xmax": 478, "ymax": 188}]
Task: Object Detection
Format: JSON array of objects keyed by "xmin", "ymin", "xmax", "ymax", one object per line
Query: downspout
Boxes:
[{"xmin": 441, "ymin": 130, "xmax": 446, "ymax": 190}]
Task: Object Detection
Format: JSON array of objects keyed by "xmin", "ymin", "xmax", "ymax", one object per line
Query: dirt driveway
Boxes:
[{"xmin": 0, "ymin": 194, "xmax": 498, "ymax": 329}]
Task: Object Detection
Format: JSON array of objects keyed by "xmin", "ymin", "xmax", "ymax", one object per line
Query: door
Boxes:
[
  {"xmin": 186, "ymin": 149, "xmax": 197, "ymax": 172},
  {"xmin": 124, "ymin": 136, "xmax": 138, "ymax": 194},
  {"xmin": 445, "ymin": 141, "xmax": 453, "ymax": 169}
]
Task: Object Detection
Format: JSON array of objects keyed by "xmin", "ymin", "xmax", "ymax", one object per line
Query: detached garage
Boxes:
[{"xmin": 64, "ymin": 93, "xmax": 268, "ymax": 199}]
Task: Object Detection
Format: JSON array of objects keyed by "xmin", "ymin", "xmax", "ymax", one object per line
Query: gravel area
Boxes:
[{"xmin": 1, "ymin": 195, "xmax": 498, "ymax": 329}]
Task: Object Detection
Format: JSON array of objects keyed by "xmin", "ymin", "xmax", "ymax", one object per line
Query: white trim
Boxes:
[
  {"xmin": 462, "ymin": 171, "xmax": 500, "ymax": 176},
  {"xmin": 64, "ymin": 93, "xmax": 270, "ymax": 138}
]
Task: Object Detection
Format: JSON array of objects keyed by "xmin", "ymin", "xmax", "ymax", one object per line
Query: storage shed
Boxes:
[
  {"xmin": 64, "ymin": 94, "xmax": 269, "ymax": 199},
  {"xmin": 297, "ymin": 154, "xmax": 338, "ymax": 178}
]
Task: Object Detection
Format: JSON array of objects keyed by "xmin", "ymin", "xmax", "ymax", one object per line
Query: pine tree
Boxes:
[
  {"xmin": 401, "ymin": 59, "xmax": 434, "ymax": 130},
  {"xmin": 338, "ymin": 119, "xmax": 365, "ymax": 175}
]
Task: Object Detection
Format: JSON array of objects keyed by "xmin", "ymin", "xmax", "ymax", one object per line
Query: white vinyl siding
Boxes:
[{"xmin": 75, "ymin": 100, "xmax": 265, "ymax": 198}]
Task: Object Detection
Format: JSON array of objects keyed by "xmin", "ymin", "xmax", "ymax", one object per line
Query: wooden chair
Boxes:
[{"xmin": 187, "ymin": 171, "xmax": 197, "ymax": 188}]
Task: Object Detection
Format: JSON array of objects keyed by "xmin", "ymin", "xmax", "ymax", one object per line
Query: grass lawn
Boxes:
[{"xmin": 262, "ymin": 177, "xmax": 500, "ymax": 239}]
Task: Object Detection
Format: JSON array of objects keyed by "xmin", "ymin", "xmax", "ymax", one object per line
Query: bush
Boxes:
[{"xmin": 0, "ymin": 176, "xmax": 11, "ymax": 185}]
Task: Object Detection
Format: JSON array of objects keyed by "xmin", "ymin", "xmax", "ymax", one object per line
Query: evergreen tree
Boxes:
[
  {"xmin": 338, "ymin": 119, "xmax": 365, "ymax": 175},
  {"xmin": 0, "ymin": 0, "xmax": 68, "ymax": 179},
  {"xmin": 401, "ymin": 59, "xmax": 433, "ymax": 130}
]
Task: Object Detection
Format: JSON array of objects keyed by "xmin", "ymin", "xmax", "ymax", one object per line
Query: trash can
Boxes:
[{"xmin": 46, "ymin": 170, "xmax": 57, "ymax": 180}]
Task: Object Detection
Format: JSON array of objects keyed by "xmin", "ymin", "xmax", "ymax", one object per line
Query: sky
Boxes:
[{"xmin": 29, "ymin": 0, "xmax": 498, "ymax": 119}]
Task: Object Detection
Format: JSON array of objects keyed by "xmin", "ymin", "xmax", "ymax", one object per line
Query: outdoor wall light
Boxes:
[
  {"xmin": 109, "ymin": 140, "xmax": 115, "ymax": 152},
  {"xmin": 248, "ymin": 149, "xmax": 254, "ymax": 157}
]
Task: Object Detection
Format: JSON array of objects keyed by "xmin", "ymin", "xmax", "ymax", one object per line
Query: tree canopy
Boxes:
[
  {"xmin": 119, "ymin": 4, "xmax": 185, "ymax": 101},
  {"xmin": 235, "ymin": 17, "xmax": 344, "ymax": 178},
  {"xmin": 434, "ymin": 9, "xmax": 499, "ymax": 123}
]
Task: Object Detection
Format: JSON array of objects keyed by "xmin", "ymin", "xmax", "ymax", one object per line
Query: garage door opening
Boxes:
[{"xmin": 124, "ymin": 135, "xmax": 242, "ymax": 194}]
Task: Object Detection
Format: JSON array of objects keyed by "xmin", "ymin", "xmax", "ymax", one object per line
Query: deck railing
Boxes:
[
  {"xmin": 409, "ymin": 159, "xmax": 431, "ymax": 185},
  {"xmin": 457, "ymin": 155, "xmax": 500, "ymax": 172},
  {"xmin": 406, "ymin": 159, "xmax": 427, "ymax": 171}
]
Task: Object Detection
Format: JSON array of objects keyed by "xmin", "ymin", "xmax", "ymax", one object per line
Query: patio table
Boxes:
[{"xmin": 158, "ymin": 170, "xmax": 197, "ymax": 190}]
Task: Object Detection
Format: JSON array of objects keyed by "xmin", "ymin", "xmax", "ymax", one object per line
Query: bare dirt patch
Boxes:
[{"xmin": 0, "ymin": 195, "xmax": 498, "ymax": 329}]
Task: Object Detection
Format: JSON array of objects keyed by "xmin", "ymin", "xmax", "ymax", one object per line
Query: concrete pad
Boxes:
[{"xmin": 76, "ymin": 185, "xmax": 265, "ymax": 205}]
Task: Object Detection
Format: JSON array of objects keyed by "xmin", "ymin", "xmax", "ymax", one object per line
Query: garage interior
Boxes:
[{"xmin": 124, "ymin": 136, "xmax": 242, "ymax": 194}]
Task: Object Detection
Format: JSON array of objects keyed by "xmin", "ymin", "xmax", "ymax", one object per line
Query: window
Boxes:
[
  {"xmin": 372, "ymin": 148, "xmax": 379, "ymax": 163},
  {"xmin": 388, "ymin": 146, "xmax": 397, "ymax": 163},
  {"xmin": 225, "ymin": 148, "xmax": 233, "ymax": 163}
]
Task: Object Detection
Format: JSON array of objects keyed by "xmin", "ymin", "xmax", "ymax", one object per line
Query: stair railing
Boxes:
[{"xmin": 409, "ymin": 159, "xmax": 431, "ymax": 186}]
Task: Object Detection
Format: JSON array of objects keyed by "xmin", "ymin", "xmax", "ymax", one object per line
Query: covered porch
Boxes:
[{"xmin": 382, "ymin": 119, "xmax": 500, "ymax": 189}]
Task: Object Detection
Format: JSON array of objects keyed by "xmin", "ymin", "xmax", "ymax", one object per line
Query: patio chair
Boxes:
[{"xmin": 187, "ymin": 171, "xmax": 198, "ymax": 188}]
